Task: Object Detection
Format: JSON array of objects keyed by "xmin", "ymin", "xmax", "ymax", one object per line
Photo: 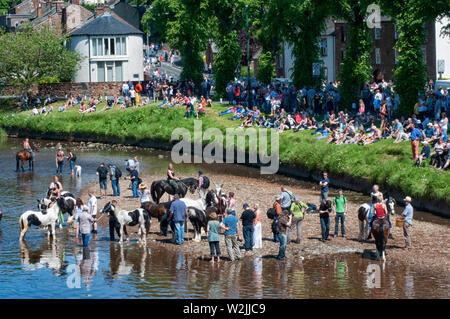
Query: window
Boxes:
[
  {"xmin": 97, "ymin": 61, "xmax": 123, "ymax": 82},
  {"xmin": 97, "ymin": 62, "xmax": 105, "ymax": 82},
  {"xmin": 91, "ymin": 37, "xmax": 127, "ymax": 57},
  {"xmin": 115, "ymin": 62, "xmax": 123, "ymax": 82},
  {"xmin": 375, "ymin": 48, "xmax": 381, "ymax": 65},
  {"xmin": 320, "ymin": 38, "xmax": 327, "ymax": 57},
  {"xmin": 374, "ymin": 27, "xmax": 381, "ymax": 40}
]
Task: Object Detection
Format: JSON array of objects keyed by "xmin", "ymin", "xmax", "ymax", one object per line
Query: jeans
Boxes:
[
  {"xmin": 243, "ymin": 225, "xmax": 254, "ymax": 251},
  {"xmin": 277, "ymin": 233, "xmax": 287, "ymax": 260},
  {"xmin": 320, "ymin": 215, "xmax": 330, "ymax": 240},
  {"xmin": 334, "ymin": 213, "xmax": 345, "ymax": 236},
  {"xmin": 69, "ymin": 160, "xmax": 75, "ymax": 172},
  {"xmin": 273, "ymin": 215, "xmax": 279, "ymax": 242},
  {"xmin": 320, "ymin": 191, "xmax": 328, "ymax": 201},
  {"xmin": 25, "ymin": 149, "xmax": 34, "ymax": 161},
  {"xmin": 109, "ymin": 216, "xmax": 121, "ymax": 241},
  {"xmin": 56, "ymin": 161, "xmax": 63, "ymax": 174},
  {"xmin": 99, "ymin": 179, "xmax": 107, "ymax": 191},
  {"xmin": 209, "ymin": 241, "xmax": 221, "ymax": 256},
  {"xmin": 81, "ymin": 233, "xmax": 91, "ymax": 247},
  {"xmin": 287, "ymin": 217, "xmax": 303, "ymax": 243},
  {"xmin": 111, "ymin": 179, "xmax": 120, "ymax": 196},
  {"xmin": 132, "ymin": 180, "xmax": 139, "ymax": 198},
  {"xmin": 224, "ymin": 234, "xmax": 241, "ymax": 261},
  {"xmin": 174, "ymin": 221, "xmax": 185, "ymax": 244}
]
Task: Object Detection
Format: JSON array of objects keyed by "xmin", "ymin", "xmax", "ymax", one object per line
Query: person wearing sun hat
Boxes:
[
  {"xmin": 139, "ymin": 183, "xmax": 150, "ymax": 205},
  {"xmin": 402, "ymin": 196, "xmax": 414, "ymax": 250}
]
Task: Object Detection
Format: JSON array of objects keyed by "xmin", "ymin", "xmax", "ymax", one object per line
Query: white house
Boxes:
[{"xmin": 69, "ymin": 12, "xmax": 143, "ymax": 83}]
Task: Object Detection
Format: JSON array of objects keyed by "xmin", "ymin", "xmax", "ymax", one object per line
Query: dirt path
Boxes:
[{"xmin": 78, "ymin": 172, "xmax": 450, "ymax": 274}]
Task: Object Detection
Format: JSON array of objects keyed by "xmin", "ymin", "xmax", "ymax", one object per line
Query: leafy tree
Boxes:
[
  {"xmin": 380, "ymin": 0, "xmax": 450, "ymax": 115},
  {"xmin": 0, "ymin": 0, "xmax": 15, "ymax": 15},
  {"xmin": 256, "ymin": 51, "xmax": 275, "ymax": 84},
  {"xmin": 0, "ymin": 24, "xmax": 82, "ymax": 92},
  {"xmin": 334, "ymin": 0, "xmax": 373, "ymax": 109}
]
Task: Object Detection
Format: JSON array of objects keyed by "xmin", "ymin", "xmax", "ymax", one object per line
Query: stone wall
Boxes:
[{"xmin": 2, "ymin": 82, "xmax": 124, "ymax": 98}]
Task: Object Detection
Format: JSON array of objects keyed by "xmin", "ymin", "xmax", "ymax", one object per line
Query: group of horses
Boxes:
[{"xmin": 17, "ymin": 164, "xmax": 398, "ymax": 261}]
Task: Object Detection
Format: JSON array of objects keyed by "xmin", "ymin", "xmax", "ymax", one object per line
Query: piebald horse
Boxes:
[
  {"xmin": 100, "ymin": 202, "xmax": 148, "ymax": 245},
  {"xmin": 19, "ymin": 198, "xmax": 61, "ymax": 241},
  {"xmin": 357, "ymin": 197, "xmax": 396, "ymax": 242},
  {"xmin": 179, "ymin": 197, "xmax": 207, "ymax": 242}
]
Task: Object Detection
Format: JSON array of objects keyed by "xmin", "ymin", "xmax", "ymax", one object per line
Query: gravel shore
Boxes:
[{"xmin": 78, "ymin": 172, "xmax": 450, "ymax": 275}]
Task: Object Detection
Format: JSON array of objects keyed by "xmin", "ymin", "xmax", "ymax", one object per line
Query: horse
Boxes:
[
  {"xmin": 100, "ymin": 202, "xmax": 148, "ymax": 245},
  {"xmin": 140, "ymin": 201, "xmax": 169, "ymax": 234},
  {"xmin": 150, "ymin": 177, "xmax": 198, "ymax": 203},
  {"xmin": 16, "ymin": 142, "xmax": 39, "ymax": 172},
  {"xmin": 358, "ymin": 196, "xmax": 396, "ymax": 242},
  {"xmin": 371, "ymin": 218, "xmax": 390, "ymax": 261},
  {"xmin": 19, "ymin": 198, "xmax": 60, "ymax": 241},
  {"xmin": 179, "ymin": 197, "xmax": 207, "ymax": 242},
  {"xmin": 38, "ymin": 195, "xmax": 76, "ymax": 226},
  {"xmin": 205, "ymin": 189, "xmax": 228, "ymax": 219}
]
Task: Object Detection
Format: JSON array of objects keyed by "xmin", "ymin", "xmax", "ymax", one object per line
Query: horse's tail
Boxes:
[{"xmin": 150, "ymin": 181, "xmax": 158, "ymax": 203}]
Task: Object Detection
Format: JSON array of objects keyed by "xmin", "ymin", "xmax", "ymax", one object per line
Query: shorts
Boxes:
[{"xmin": 99, "ymin": 179, "xmax": 107, "ymax": 190}]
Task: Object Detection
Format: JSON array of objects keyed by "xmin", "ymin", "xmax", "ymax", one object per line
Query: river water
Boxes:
[{"xmin": 0, "ymin": 137, "xmax": 448, "ymax": 299}]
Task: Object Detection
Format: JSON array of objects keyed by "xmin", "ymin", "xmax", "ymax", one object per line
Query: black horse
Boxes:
[
  {"xmin": 205, "ymin": 190, "xmax": 228, "ymax": 219},
  {"xmin": 150, "ymin": 178, "xmax": 198, "ymax": 203}
]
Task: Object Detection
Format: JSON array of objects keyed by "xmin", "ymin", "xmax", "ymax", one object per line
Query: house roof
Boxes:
[{"xmin": 70, "ymin": 11, "xmax": 143, "ymax": 36}]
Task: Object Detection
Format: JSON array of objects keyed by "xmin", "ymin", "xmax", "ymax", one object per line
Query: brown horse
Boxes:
[
  {"xmin": 371, "ymin": 218, "xmax": 390, "ymax": 261},
  {"xmin": 16, "ymin": 143, "xmax": 39, "ymax": 172},
  {"xmin": 141, "ymin": 201, "xmax": 170, "ymax": 234}
]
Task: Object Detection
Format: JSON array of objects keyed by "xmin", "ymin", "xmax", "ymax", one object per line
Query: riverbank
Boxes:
[
  {"xmin": 77, "ymin": 171, "xmax": 450, "ymax": 275},
  {"xmin": 0, "ymin": 100, "xmax": 449, "ymax": 215}
]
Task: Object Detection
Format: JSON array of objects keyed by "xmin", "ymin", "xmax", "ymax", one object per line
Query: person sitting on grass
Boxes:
[
  {"xmin": 81, "ymin": 104, "xmax": 96, "ymax": 114},
  {"xmin": 58, "ymin": 104, "xmax": 67, "ymax": 113},
  {"xmin": 195, "ymin": 101, "xmax": 205, "ymax": 118},
  {"xmin": 416, "ymin": 140, "xmax": 431, "ymax": 167},
  {"xmin": 78, "ymin": 102, "xmax": 87, "ymax": 113},
  {"xmin": 31, "ymin": 106, "xmax": 39, "ymax": 116},
  {"xmin": 44, "ymin": 105, "xmax": 53, "ymax": 116},
  {"xmin": 103, "ymin": 98, "xmax": 114, "ymax": 111},
  {"xmin": 316, "ymin": 125, "xmax": 329, "ymax": 141},
  {"xmin": 119, "ymin": 97, "xmax": 130, "ymax": 110}
]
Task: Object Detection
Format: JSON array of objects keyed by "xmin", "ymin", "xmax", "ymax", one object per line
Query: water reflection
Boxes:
[
  {"xmin": 20, "ymin": 240, "xmax": 64, "ymax": 274},
  {"xmin": 75, "ymin": 246, "xmax": 99, "ymax": 289}
]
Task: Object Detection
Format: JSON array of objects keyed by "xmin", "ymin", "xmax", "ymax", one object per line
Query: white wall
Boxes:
[
  {"xmin": 435, "ymin": 17, "xmax": 450, "ymax": 79},
  {"xmin": 70, "ymin": 34, "xmax": 143, "ymax": 83}
]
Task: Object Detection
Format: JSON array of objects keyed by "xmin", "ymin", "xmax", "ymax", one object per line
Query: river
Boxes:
[{"xmin": 0, "ymin": 137, "xmax": 448, "ymax": 299}]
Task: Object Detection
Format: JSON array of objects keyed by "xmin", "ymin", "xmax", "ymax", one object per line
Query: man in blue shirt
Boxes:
[
  {"xmin": 169, "ymin": 195, "xmax": 188, "ymax": 245},
  {"xmin": 319, "ymin": 172, "xmax": 329, "ymax": 201},
  {"xmin": 220, "ymin": 208, "xmax": 241, "ymax": 261},
  {"xmin": 402, "ymin": 196, "xmax": 413, "ymax": 250},
  {"xmin": 410, "ymin": 124, "xmax": 423, "ymax": 160},
  {"xmin": 130, "ymin": 166, "xmax": 139, "ymax": 198}
]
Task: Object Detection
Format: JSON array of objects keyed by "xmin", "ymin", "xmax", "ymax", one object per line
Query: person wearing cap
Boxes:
[
  {"xmin": 240, "ymin": 203, "xmax": 256, "ymax": 252},
  {"xmin": 402, "ymin": 196, "xmax": 413, "ymax": 250},
  {"xmin": 272, "ymin": 195, "xmax": 283, "ymax": 243},
  {"xmin": 288, "ymin": 196, "xmax": 307, "ymax": 244},
  {"xmin": 96, "ymin": 163, "xmax": 108, "ymax": 197},
  {"xmin": 416, "ymin": 141, "xmax": 431, "ymax": 167},
  {"xmin": 333, "ymin": 189, "xmax": 347, "ymax": 238},
  {"xmin": 220, "ymin": 208, "xmax": 241, "ymax": 261}
]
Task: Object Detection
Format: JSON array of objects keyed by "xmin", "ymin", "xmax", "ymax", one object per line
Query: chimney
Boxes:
[{"xmin": 37, "ymin": 4, "xmax": 42, "ymax": 17}]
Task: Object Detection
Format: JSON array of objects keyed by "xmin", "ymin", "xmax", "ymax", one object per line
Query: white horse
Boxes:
[
  {"xmin": 101, "ymin": 202, "xmax": 147, "ymax": 245},
  {"xmin": 19, "ymin": 198, "xmax": 60, "ymax": 241},
  {"xmin": 357, "ymin": 197, "xmax": 396, "ymax": 242},
  {"xmin": 180, "ymin": 197, "xmax": 207, "ymax": 242}
]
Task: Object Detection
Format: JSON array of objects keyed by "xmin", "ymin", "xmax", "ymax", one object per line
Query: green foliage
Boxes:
[
  {"xmin": 0, "ymin": 0, "xmax": 15, "ymax": 15},
  {"xmin": 336, "ymin": 0, "xmax": 373, "ymax": 109},
  {"xmin": 81, "ymin": 3, "xmax": 97, "ymax": 12},
  {"xmin": 256, "ymin": 51, "xmax": 275, "ymax": 84},
  {"xmin": 213, "ymin": 32, "xmax": 242, "ymax": 97},
  {"xmin": 0, "ymin": 24, "xmax": 82, "ymax": 90}
]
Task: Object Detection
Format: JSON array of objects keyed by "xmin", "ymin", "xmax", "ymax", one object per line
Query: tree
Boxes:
[
  {"xmin": 0, "ymin": 0, "xmax": 15, "ymax": 15},
  {"xmin": 0, "ymin": 24, "xmax": 82, "ymax": 91},
  {"xmin": 334, "ymin": 0, "xmax": 373, "ymax": 109},
  {"xmin": 380, "ymin": 0, "xmax": 450, "ymax": 115},
  {"xmin": 256, "ymin": 51, "xmax": 275, "ymax": 84},
  {"xmin": 142, "ymin": 0, "xmax": 210, "ymax": 88}
]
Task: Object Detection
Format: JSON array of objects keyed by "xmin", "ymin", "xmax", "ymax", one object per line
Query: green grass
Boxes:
[{"xmin": 0, "ymin": 99, "xmax": 449, "ymax": 205}]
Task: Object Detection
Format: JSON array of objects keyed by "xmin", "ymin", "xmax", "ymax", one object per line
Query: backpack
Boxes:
[
  {"xmin": 266, "ymin": 208, "xmax": 276, "ymax": 220},
  {"xmin": 271, "ymin": 218, "xmax": 280, "ymax": 234},
  {"xmin": 115, "ymin": 166, "xmax": 122, "ymax": 179},
  {"xmin": 201, "ymin": 176, "xmax": 210, "ymax": 189}
]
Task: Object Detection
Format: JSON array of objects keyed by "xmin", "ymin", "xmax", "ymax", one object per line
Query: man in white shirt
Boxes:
[
  {"xmin": 122, "ymin": 82, "xmax": 129, "ymax": 97},
  {"xmin": 88, "ymin": 191, "xmax": 98, "ymax": 234}
]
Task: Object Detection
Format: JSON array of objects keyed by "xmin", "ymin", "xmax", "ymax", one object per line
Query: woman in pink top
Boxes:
[{"xmin": 359, "ymin": 99, "xmax": 365, "ymax": 115}]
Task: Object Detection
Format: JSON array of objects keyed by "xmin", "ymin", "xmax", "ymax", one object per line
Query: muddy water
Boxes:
[{"xmin": 0, "ymin": 137, "xmax": 448, "ymax": 299}]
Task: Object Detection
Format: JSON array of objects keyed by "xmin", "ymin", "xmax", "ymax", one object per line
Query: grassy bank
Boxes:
[{"xmin": 0, "ymin": 100, "xmax": 449, "ymax": 206}]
